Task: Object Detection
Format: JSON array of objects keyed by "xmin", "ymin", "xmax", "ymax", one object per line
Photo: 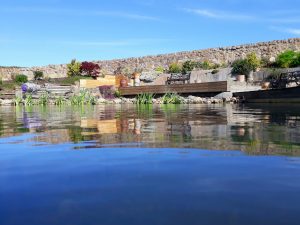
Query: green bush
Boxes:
[
  {"xmin": 246, "ymin": 52, "xmax": 260, "ymax": 71},
  {"xmin": 114, "ymin": 90, "xmax": 121, "ymax": 98},
  {"xmin": 15, "ymin": 74, "xmax": 28, "ymax": 84},
  {"xmin": 292, "ymin": 53, "xmax": 300, "ymax": 67},
  {"xmin": 231, "ymin": 53, "xmax": 260, "ymax": 77},
  {"xmin": 182, "ymin": 60, "xmax": 197, "ymax": 74},
  {"xmin": 168, "ymin": 63, "xmax": 182, "ymax": 73},
  {"xmin": 201, "ymin": 61, "xmax": 212, "ymax": 70},
  {"xmin": 155, "ymin": 66, "xmax": 164, "ymax": 73},
  {"xmin": 67, "ymin": 59, "xmax": 81, "ymax": 77},
  {"xmin": 276, "ymin": 50, "xmax": 298, "ymax": 68},
  {"xmin": 193, "ymin": 61, "xmax": 203, "ymax": 69},
  {"xmin": 34, "ymin": 71, "xmax": 43, "ymax": 80},
  {"xmin": 231, "ymin": 59, "xmax": 252, "ymax": 76}
]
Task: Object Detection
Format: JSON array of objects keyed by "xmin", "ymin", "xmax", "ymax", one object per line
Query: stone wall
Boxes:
[
  {"xmin": 1, "ymin": 38, "xmax": 300, "ymax": 81},
  {"xmin": 96, "ymin": 38, "xmax": 300, "ymax": 74},
  {"xmin": 0, "ymin": 65, "xmax": 67, "ymax": 81}
]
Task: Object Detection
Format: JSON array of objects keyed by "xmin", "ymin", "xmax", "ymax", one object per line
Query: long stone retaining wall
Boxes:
[{"xmin": 1, "ymin": 38, "xmax": 300, "ymax": 81}]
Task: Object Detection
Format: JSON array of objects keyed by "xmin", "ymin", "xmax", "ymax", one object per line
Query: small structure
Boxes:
[{"xmin": 166, "ymin": 73, "xmax": 191, "ymax": 85}]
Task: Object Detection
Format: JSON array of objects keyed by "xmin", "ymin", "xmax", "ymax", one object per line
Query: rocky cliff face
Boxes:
[{"xmin": 1, "ymin": 38, "xmax": 300, "ymax": 81}]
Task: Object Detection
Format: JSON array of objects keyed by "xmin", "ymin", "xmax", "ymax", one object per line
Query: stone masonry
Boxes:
[{"xmin": 1, "ymin": 38, "xmax": 300, "ymax": 81}]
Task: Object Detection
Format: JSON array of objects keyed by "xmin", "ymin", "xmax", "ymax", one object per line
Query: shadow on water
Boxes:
[{"xmin": 0, "ymin": 103, "xmax": 300, "ymax": 155}]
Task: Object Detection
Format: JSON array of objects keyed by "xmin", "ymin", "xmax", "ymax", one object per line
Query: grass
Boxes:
[
  {"xmin": 38, "ymin": 94, "xmax": 49, "ymax": 105},
  {"xmin": 70, "ymin": 90, "xmax": 96, "ymax": 105},
  {"xmin": 136, "ymin": 93, "xmax": 154, "ymax": 104},
  {"xmin": 24, "ymin": 94, "xmax": 33, "ymax": 106},
  {"xmin": 54, "ymin": 96, "xmax": 66, "ymax": 105},
  {"xmin": 161, "ymin": 93, "xmax": 183, "ymax": 104},
  {"xmin": 14, "ymin": 96, "xmax": 23, "ymax": 106}
]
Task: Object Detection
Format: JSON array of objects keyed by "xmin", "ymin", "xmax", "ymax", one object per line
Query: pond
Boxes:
[{"xmin": 0, "ymin": 104, "xmax": 300, "ymax": 225}]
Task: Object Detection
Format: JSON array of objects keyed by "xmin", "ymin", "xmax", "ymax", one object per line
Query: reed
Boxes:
[{"xmin": 136, "ymin": 93, "xmax": 154, "ymax": 104}]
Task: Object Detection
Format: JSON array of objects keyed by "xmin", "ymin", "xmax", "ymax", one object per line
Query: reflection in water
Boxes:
[
  {"xmin": 0, "ymin": 104, "xmax": 300, "ymax": 155},
  {"xmin": 1, "ymin": 104, "xmax": 300, "ymax": 225}
]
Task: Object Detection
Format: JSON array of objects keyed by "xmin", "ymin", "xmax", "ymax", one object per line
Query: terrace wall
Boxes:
[{"xmin": 1, "ymin": 38, "xmax": 300, "ymax": 81}]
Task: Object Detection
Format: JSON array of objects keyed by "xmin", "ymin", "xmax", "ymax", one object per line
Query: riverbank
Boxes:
[{"xmin": 0, "ymin": 95, "xmax": 239, "ymax": 106}]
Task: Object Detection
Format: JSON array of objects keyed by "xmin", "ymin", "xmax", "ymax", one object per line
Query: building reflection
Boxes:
[{"xmin": 0, "ymin": 104, "xmax": 299, "ymax": 155}]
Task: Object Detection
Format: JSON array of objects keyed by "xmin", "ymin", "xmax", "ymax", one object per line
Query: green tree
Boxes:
[{"xmin": 67, "ymin": 59, "xmax": 81, "ymax": 77}]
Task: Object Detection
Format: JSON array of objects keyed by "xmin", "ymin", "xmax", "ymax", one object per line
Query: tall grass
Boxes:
[
  {"xmin": 161, "ymin": 93, "xmax": 182, "ymax": 104},
  {"xmin": 14, "ymin": 96, "xmax": 23, "ymax": 106},
  {"xmin": 39, "ymin": 94, "xmax": 49, "ymax": 106},
  {"xmin": 70, "ymin": 90, "xmax": 96, "ymax": 105},
  {"xmin": 24, "ymin": 94, "xmax": 33, "ymax": 106},
  {"xmin": 54, "ymin": 96, "xmax": 66, "ymax": 105},
  {"xmin": 136, "ymin": 93, "xmax": 154, "ymax": 104}
]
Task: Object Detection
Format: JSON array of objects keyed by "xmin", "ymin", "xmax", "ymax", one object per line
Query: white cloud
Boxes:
[
  {"xmin": 1, "ymin": 7, "xmax": 159, "ymax": 21},
  {"xmin": 183, "ymin": 8, "xmax": 255, "ymax": 21},
  {"xmin": 270, "ymin": 26, "xmax": 300, "ymax": 35},
  {"xmin": 183, "ymin": 7, "xmax": 300, "ymax": 24}
]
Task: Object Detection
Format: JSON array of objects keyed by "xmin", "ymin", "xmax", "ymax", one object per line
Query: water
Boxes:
[{"xmin": 0, "ymin": 104, "xmax": 300, "ymax": 225}]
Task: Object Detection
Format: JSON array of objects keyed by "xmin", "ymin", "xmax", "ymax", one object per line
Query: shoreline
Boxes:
[{"xmin": 0, "ymin": 96, "xmax": 239, "ymax": 106}]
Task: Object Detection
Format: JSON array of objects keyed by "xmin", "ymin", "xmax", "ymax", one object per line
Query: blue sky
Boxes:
[{"xmin": 1, "ymin": 0, "xmax": 300, "ymax": 67}]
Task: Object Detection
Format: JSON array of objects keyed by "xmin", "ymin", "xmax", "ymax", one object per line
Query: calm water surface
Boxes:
[{"xmin": 0, "ymin": 104, "xmax": 300, "ymax": 225}]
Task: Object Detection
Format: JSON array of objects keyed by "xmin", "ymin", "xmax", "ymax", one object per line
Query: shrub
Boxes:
[
  {"xmin": 33, "ymin": 71, "xmax": 43, "ymax": 80},
  {"xmin": 168, "ymin": 63, "xmax": 182, "ymax": 73},
  {"xmin": 231, "ymin": 53, "xmax": 260, "ymax": 77},
  {"xmin": 246, "ymin": 52, "xmax": 261, "ymax": 71},
  {"xmin": 182, "ymin": 60, "xmax": 196, "ymax": 74},
  {"xmin": 114, "ymin": 90, "xmax": 121, "ymax": 98},
  {"xmin": 80, "ymin": 62, "xmax": 101, "ymax": 79},
  {"xmin": 193, "ymin": 61, "xmax": 203, "ymax": 69},
  {"xmin": 292, "ymin": 53, "xmax": 300, "ymax": 67},
  {"xmin": 155, "ymin": 66, "xmax": 164, "ymax": 73},
  {"xmin": 67, "ymin": 59, "xmax": 81, "ymax": 77},
  {"xmin": 231, "ymin": 59, "xmax": 252, "ymax": 76},
  {"xmin": 15, "ymin": 74, "xmax": 28, "ymax": 84},
  {"xmin": 201, "ymin": 61, "xmax": 212, "ymax": 70},
  {"xmin": 275, "ymin": 50, "xmax": 298, "ymax": 68}
]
